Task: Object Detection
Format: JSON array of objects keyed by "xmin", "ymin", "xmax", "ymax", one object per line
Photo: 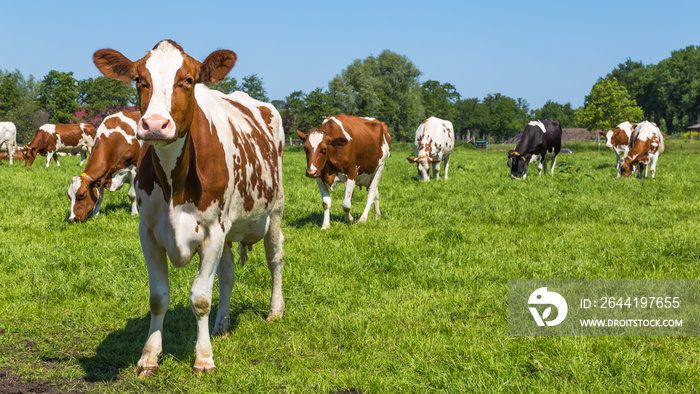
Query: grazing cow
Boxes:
[
  {"xmin": 0, "ymin": 122, "xmax": 17, "ymax": 165},
  {"xmin": 619, "ymin": 121, "xmax": 664, "ymax": 179},
  {"xmin": 93, "ymin": 40, "xmax": 285, "ymax": 375},
  {"xmin": 68, "ymin": 111, "xmax": 144, "ymax": 222},
  {"xmin": 406, "ymin": 117, "xmax": 454, "ymax": 181},
  {"xmin": 296, "ymin": 114, "xmax": 391, "ymax": 229},
  {"xmin": 507, "ymin": 120, "xmax": 562, "ymax": 179},
  {"xmin": 21, "ymin": 123, "xmax": 97, "ymax": 167},
  {"xmin": 601, "ymin": 121, "xmax": 636, "ymax": 173}
]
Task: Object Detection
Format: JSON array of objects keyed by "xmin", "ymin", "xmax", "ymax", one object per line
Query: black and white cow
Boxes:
[{"xmin": 507, "ymin": 120, "xmax": 562, "ymax": 178}]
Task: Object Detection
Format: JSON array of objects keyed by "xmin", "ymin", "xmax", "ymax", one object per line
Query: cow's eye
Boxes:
[
  {"xmin": 320, "ymin": 148, "xmax": 327, "ymax": 154},
  {"xmin": 77, "ymin": 192, "xmax": 86, "ymax": 200},
  {"xmin": 134, "ymin": 77, "xmax": 141, "ymax": 84},
  {"xmin": 185, "ymin": 77, "xmax": 194, "ymax": 85}
]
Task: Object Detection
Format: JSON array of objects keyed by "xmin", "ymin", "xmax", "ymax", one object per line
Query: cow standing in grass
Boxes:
[
  {"xmin": 0, "ymin": 122, "xmax": 17, "ymax": 165},
  {"xmin": 507, "ymin": 120, "xmax": 562, "ymax": 179},
  {"xmin": 21, "ymin": 123, "xmax": 96, "ymax": 167},
  {"xmin": 296, "ymin": 114, "xmax": 391, "ymax": 229},
  {"xmin": 68, "ymin": 111, "xmax": 144, "ymax": 222},
  {"xmin": 93, "ymin": 40, "xmax": 285, "ymax": 375},
  {"xmin": 619, "ymin": 121, "xmax": 664, "ymax": 179},
  {"xmin": 601, "ymin": 121, "xmax": 635, "ymax": 174},
  {"xmin": 406, "ymin": 117, "xmax": 454, "ymax": 181}
]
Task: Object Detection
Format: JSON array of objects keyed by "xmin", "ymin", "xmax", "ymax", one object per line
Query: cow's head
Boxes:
[
  {"xmin": 67, "ymin": 174, "xmax": 101, "ymax": 223},
  {"xmin": 619, "ymin": 158, "xmax": 635, "ymax": 178},
  {"xmin": 296, "ymin": 129, "xmax": 348, "ymax": 178},
  {"xmin": 93, "ymin": 40, "xmax": 237, "ymax": 146},
  {"xmin": 406, "ymin": 156, "xmax": 438, "ymax": 181},
  {"xmin": 19, "ymin": 146, "xmax": 37, "ymax": 166},
  {"xmin": 507, "ymin": 150, "xmax": 528, "ymax": 179}
]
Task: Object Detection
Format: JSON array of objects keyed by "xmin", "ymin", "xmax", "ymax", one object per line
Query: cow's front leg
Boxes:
[
  {"xmin": 212, "ymin": 246, "xmax": 235, "ymax": 336},
  {"xmin": 79, "ymin": 150, "xmax": 87, "ymax": 166},
  {"xmin": 316, "ymin": 178, "xmax": 332, "ymax": 230},
  {"xmin": 191, "ymin": 235, "xmax": 225, "ymax": 373},
  {"xmin": 432, "ymin": 161, "xmax": 441, "ymax": 180},
  {"xmin": 136, "ymin": 228, "xmax": 169, "ymax": 378},
  {"xmin": 549, "ymin": 154, "xmax": 558, "ymax": 176},
  {"xmin": 342, "ymin": 178, "xmax": 356, "ymax": 223},
  {"xmin": 537, "ymin": 157, "xmax": 545, "ymax": 176},
  {"xmin": 46, "ymin": 152, "xmax": 55, "ymax": 167},
  {"xmin": 8, "ymin": 145, "xmax": 13, "ymax": 165}
]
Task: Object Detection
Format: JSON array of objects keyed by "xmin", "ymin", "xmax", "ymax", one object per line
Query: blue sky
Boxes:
[{"xmin": 1, "ymin": 1, "xmax": 698, "ymax": 109}]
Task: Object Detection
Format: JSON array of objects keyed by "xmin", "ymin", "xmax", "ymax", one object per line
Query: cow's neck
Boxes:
[{"xmin": 151, "ymin": 131, "xmax": 193, "ymax": 197}]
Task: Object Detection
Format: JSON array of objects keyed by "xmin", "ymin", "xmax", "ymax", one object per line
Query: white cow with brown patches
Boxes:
[
  {"xmin": 619, "ymin": 121, "xmax": 664, "ymax": 179},
  {"xmin": 0, "ymin": 122, "xmax": 17, "ymax": 165},
  {"xmin": 93, "ymin": 40, "xmax": 285, "ymax": 376},
  {"xmin": 601, "ymin": 121, "xmax": 635, "ymax": 174},
  {"xmin": 406, "ymin": 117, "xmax": 454, "ymax": 181}
]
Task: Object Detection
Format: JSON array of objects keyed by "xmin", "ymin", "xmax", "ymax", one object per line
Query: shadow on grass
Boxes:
[
  {"xmin": 75, "ymin": 300, "xmax": 258, "ymax": 382},
  {"xmin": 101, "ymin": 201, "xmax": 136, "ymax": 216},
  {"xmin": 286, "ymin": 211, "xmax": 348, "ymax": 228}
]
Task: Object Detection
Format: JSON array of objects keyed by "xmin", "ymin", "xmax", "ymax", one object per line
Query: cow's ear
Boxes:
[
  {"xmin": 93, "ymin": 49, "xmax": 134, "ymax": 83},
  {"xmin": 199, "ymin": 50, "xmax": 237, "ymax": 84},
  {"xmin": 329, "ymin": 137, "xmax": 348, "ymax": 147},
  {"xmin": 30, "ymin": 147, "xmax": 36, "ymax": 155},
  {"xmin": 296, "ymin": 130, "xmax": 308, "ymax": 140},
  {"xmin": 406, "ymin": 157, "xmax": 417, "ymax": 163}
]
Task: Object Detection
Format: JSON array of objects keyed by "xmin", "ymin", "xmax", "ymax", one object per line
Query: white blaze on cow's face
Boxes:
[
  {"xmin": 136, "ymin": 41, "xmax": 193, "ymax": 145},
  {"xmin": 604, "ymin": 130, "xmax": 614, "ymax": 148},
  {"xmin": 304, "ymin": 131, "xmax": 328, "ymax": 178}
]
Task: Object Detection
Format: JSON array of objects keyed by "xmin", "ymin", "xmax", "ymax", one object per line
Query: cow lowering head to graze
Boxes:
[
  {"xmin": 406, "ymin": 117, "xmax": 454, "ymax": 181},
  {"xmin": 68, "ymin": 111, "xmax": 144, "ymax": 223},
  {"xmin": 600, "ymin": 121, "xmax": 636, "ymax": 174},
  {"xmin": 507, "ymin": 120, "xmax": 562, "ymax": 179},
  {"xmin": 296, "ymin": 114, "xmax": 391, "ymax": 229},
  {"xmin": 94, "ymin": 40, "xmax": 285, "ymax": 376},
  {"xmin": 0, "ymin": 122, "xmax": 18, "ymax": 165},
  {"xmin": 20, "ymin": 123, "xmax": 96, "ymax": 167},
  {"xmin": 619, "ymin": 120, "xmax": 664, "ymax": 179}
]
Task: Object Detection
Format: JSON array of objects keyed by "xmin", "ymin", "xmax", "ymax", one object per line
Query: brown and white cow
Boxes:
[
  {"xmin": 296, "ymin": 114, "xmax": 391, "ymax": 229},
  {"xmin": 406, "ymin": 117, "xmax": 454, "ymax": 181},
  {"xmin": 619, "ymin": 121, "xmax": 664, "ymax": 179},
  {"xmin": 601, "ymin": 121, "xmax": 636, "ymax": 174},
  {"xmin": 68, "ymin": 111, "xmax": 145, "ymax": 222},
  {"xmin": 0, "ymin": 121, "xmax": 17, "ymax": 165},
  {"xmin": 20, "ymin": 123, "xmax": 96, "ymax": 167},
  {"xmin": 93, "ymin": 40, "xmax": 285, "ymax": 375}
]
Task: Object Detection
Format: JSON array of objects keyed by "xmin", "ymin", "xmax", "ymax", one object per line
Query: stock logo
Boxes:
[{"xmin": 528, "ymin": 287, "xmax": 568, "ymax": 326}]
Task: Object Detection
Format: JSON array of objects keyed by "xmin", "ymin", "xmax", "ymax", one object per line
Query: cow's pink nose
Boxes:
[
  {"xmin": 605, "ymin": 143, "xmax": 612, "ymax": 148},
  {"xmin": 141, "ymin": 116, "xmax": 171, "ymax": 135}
]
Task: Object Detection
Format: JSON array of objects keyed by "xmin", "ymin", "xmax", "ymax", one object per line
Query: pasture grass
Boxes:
[{"xmin": 1, "ymin": 139, "xmax": 700, "ymax": 392}]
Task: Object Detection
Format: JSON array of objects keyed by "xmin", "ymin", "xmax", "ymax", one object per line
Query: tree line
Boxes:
[{"xmin": 1, "ymin": 45, "xmax": 698, "ymax": 144}]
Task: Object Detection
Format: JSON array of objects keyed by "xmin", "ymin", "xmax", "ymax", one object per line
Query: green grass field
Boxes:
[{"xmin": 1, "ymin": 139, "xmax": 700, "ymax": 392}]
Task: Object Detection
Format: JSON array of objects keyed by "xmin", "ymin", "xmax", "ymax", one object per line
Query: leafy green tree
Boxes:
[
  {"xmin": 328, "ymin": 50, "xmax": 424, "ymax": 141},
  {"xmin": 38, "ymin": 70, "xmax": 80, "ymax": 123},
  {"xmin": 0, "ymin": 70, "xmax": 24, "ymax": 118},
  {"xmin": 241, "ymin": 74, "xmax": 268, "ymax": 101},
  {"xmin": 453, "ymin": 98, "xmax": 489, "ymax": 139},
  {"xmin": 482, "ymin": 93, "xmax": 530, "ymax": 141},
  {"xmin": 303, "ymin": 88, "xmax": 338, "ymax": 128},
  {"xmin": 209, "ymin": 76, "xmax": 239, "ymax": 94},
  {"xmin": 608, "ymin": 59, "xmax": 664, "ymax": 127},
  {"xmin": 281, "ymin": 90, "xmax": 306, "ymax": 136},
  {"xmin": 421, "ymin": 80, "xmax": 460, "ymax": 121},
  {"xmin": 78, "ymin": 76, "xmax": 135, "ymax": 109},
  {"xmin": 0, "ymin": 70, "xmax": 42, "ymax": 143},
  {"xmin": 655, "ymin": 46, "xmax": 700, "ymax": 132},
  {"xmin": 577, "ymin": 76, "xmax": 644, "ymax": 132},
  {"xmin": 533, "ymin": 100, "xmax": 580, "ymax": 128}
]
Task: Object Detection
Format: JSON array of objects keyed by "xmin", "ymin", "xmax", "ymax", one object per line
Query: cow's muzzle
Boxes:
[{"xmin": 305, "ymin": 169, "xmax": 319, "ymax": 178}]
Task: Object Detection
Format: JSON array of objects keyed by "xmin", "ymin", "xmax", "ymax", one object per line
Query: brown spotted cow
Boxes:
[
  {"xmin": 93, "ymin": 40, "xmax": 285, "ymax": 375},
  {"xmin": 21, "ymin": 123, "xmax": 97, "ymax": 167},
  {"xmin": 601, "ymin": 121, "xmax": 635, "ymax": 174},
  {"xmin": 406, "ymin": 117, "xmax": 454, "ymax": 181},
  {"xmin": 619, "ymin": 120, "xmax": 664, "ymax": 179},
  {"xmin": 296, "ymin": 114, "xmax": 391, "ymax": 229},
  {"xmin": 68, "ymin": 111, "xmax": 145, "ymax": 222}
]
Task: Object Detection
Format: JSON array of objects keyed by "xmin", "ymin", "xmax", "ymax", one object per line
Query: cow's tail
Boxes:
[{"xmin": 658, "ymin": 131, "xmax": 665, "ymax": 155}]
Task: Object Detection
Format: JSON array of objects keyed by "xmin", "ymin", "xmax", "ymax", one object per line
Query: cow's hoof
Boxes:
[
  {"xmin": 193, "ymin": 363, "xmax": 217, "ymax": 374},
  {"xmin": 320, "ymin": 224, "xmax": 330, "ymax": 230},
  {"xmin": 212, "ymin": 320, "xmax": 231, "ymax": 337},
  {"xmin": 135, "ymin": 365, "xmax": 159, "ymax": 378},
  {"xmin": 358, "ymin": 216, "xmax": 368, "ymax": 223}
]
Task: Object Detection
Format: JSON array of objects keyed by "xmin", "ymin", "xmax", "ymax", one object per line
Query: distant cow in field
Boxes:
[
  {"xmin": 406, "ymin": 117, "xmax": 454, "ymax": 181},
  {"xmin": 296, "ymin": 114, "xmax": 391, "ymax": 229},
  {"xmin": 68, "ymin": 111, "xmax": 144, "ymax": 222},
  {"xmin": 21, "ymin": 123, "xmax": 96, "ymax": 167},
  {"xmin": 601, "ymin": 121, "xmax": 635, "ymax": 174},
  {"xmin": 507, "ymin": 120, "xmax": 562, "ymax": 179},
  {"xmin": 0, "ymin": 122, "xmax": 17, "ymax": 165},
  {"xmin": 619, "ymin": 121, "xmax": 664, "ymax": 179},
  {"xmin": 94, "ymin": 40, "xmax": 285, "ymax": 375}
]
